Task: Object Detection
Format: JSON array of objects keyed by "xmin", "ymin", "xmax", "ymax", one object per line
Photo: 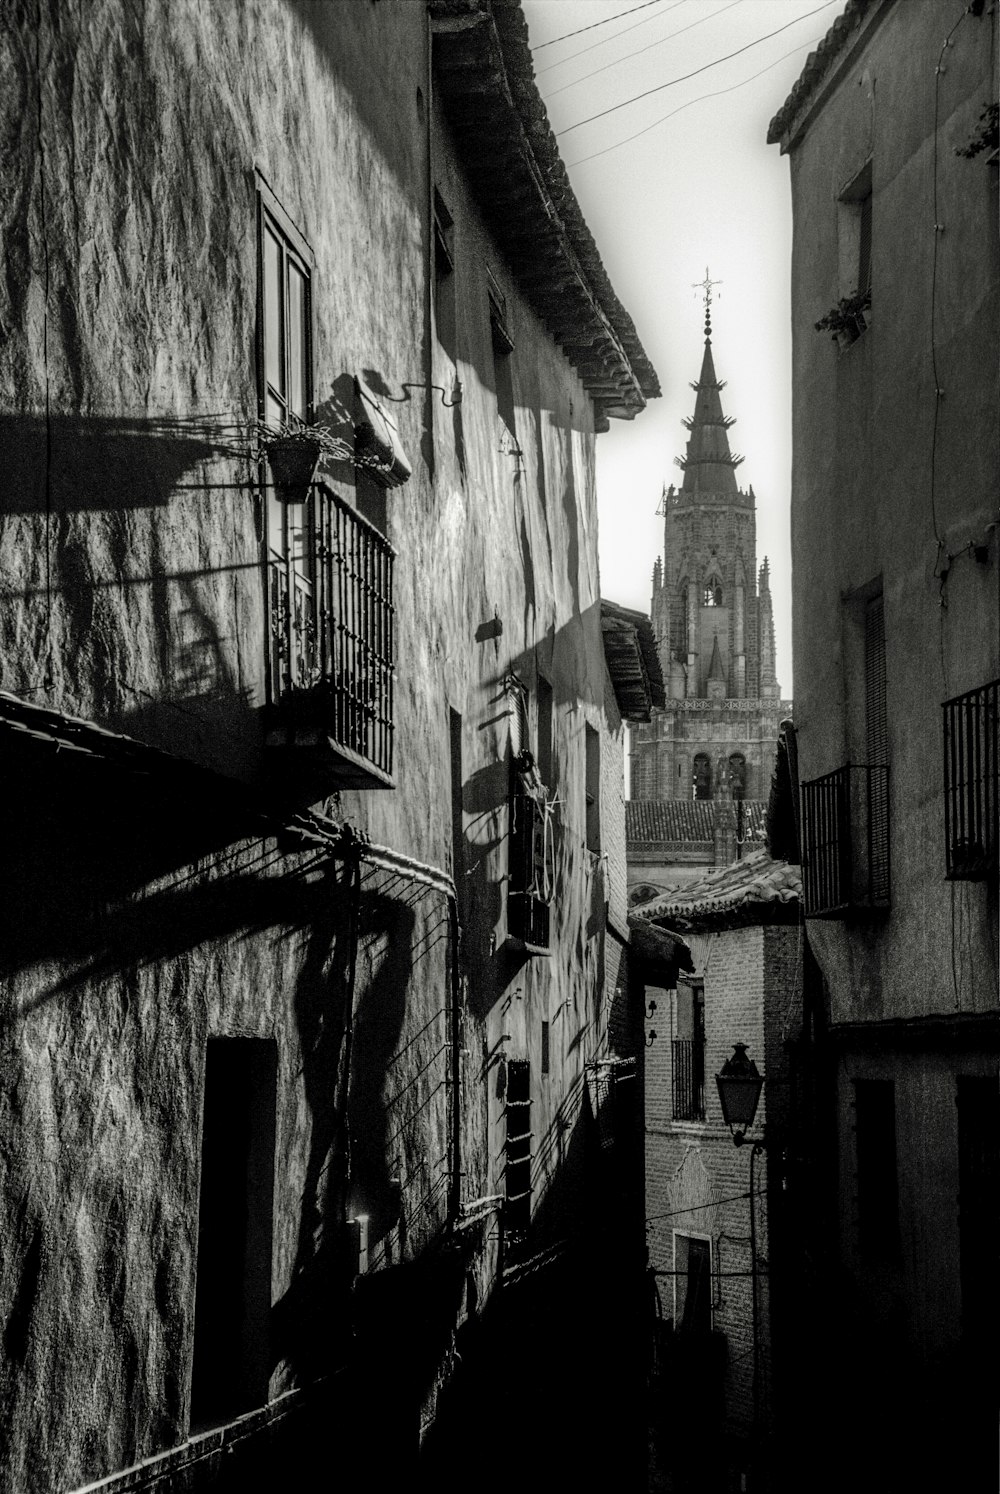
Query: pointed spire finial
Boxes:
[{"xmin": 693, "ymin": 266, "xmax": 722, "ymax": 341}]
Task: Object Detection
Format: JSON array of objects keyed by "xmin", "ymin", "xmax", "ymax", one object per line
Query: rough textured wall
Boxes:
[
  {"xmin": 0, "ymin": 3, "xmax": 636, "ymax": 1489},
  {"xmin": 787, "ymin": 0, "xmax": 999, "ymax": 1021}
]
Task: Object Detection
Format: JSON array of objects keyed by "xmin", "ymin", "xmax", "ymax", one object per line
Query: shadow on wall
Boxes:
[{"xmin": 0, "ymin": 414, "xmax": 246, "ymax": 515}]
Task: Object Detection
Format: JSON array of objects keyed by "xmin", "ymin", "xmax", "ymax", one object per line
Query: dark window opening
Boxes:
[
  {"xmin": 450, "ymin": 707, "xmax": 464, "ymax": 894},
  {"xmin": 675, "ymin": 1234, "xmax": 712, "ymax": 1334},
  {"xmin": 541, "ymin": 1021, "xmax": 550, "ymax": 1076},
  {"xmin": 693, "ymin": 753, "xmax": 712, "ymax": 801},
  {"xmin": 672, "ymin": 982, "xmax": 705, "ymax": 1121},
  {"xmin": 434, "ymin": 189, "xmax": 457, "ymax": 363},
  {"xmin": 703, "ymin": 585, "xmax": 723, "ymax": 607},
  {"xmin": 191, "ymin": 1039, "xmax": 277, "ymax": 1431},
  {"xmin": 854, "ymin": 1079, "xmax": 900, "ymax": 1264},
  {"xmin": 957, "ymin": 1076, "xmax": 1000, "ymax": 1340},
  {"xmin": 585, "ymin": 724, "xmax": 600, "ymax": 854}
]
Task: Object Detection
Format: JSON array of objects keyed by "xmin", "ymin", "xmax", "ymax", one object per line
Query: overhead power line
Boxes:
[
  {"xmin": 556, "ymin": 0, "xmax": 840, "ymax": 136},
  {"xmin": 536, "ymin": 0, "xmax": 689, "ymax": 77},
  {"xmin": 531, "ymin": 0, "xmax": 669, "ymax": 52},
  {"xmin": 567, "ymin": 33, "xmax": 824, "ymax": 169},
  {"xmin": 544, "ymin": 0, "xmax": 744, "ymax": 101}
]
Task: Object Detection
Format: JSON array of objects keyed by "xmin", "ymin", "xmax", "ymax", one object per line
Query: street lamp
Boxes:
[
  {"xmin": 716, "ymin": 1042, "xmax": 767, "ymax": 1466},
  {"xmin": 715, "ymin": 1042, "xmax": 764, "ymax": 1146}
]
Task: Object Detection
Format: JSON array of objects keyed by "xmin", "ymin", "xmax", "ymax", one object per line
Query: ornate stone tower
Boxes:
[{"xmin": 628, "ymin": 284, "xmax": 791, "ymax": 899}]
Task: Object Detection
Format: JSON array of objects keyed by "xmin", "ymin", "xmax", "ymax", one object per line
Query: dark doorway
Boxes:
[{"xmin": 190, "ymin": 1038, "xmax": 278, "ymax": 1430}]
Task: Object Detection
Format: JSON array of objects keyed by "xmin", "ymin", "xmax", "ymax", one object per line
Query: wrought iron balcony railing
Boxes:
[
  {"xmin": 943, "ymin": 679, "xmax": 998, "ymax": 880},
  {"xmin": 267, "ymin": 482, "xmax": 395, "ymax": 787},
  {"xmin": 672, "ymin": 1039, "xmax": 706, "ymax": 1121},
  {"xmin": 800, "ymin": 763, "xmax": 890, "ymax": 917}
]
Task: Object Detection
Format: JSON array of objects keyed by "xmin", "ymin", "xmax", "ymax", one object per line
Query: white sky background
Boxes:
[{"xmin": 521, "ymin": 0, "xmax": 844, "ymax": 698}]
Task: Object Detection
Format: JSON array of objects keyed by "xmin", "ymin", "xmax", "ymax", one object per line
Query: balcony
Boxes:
[
  {"xmin": 943, "ymin": 680, "xmax": 998, "ymax": 879},
  {"xmin": 507, "ymin": 769, "xmax": 552, "ymax": 954},
  {"xmin": 800, "ymin": 764, "xmax": 890, "ymax": 917},
  {"xmin": 266, "ymin": 482, "xmax": 395, "ymax": 789},
  {"xmin": 672, "ymin": 1039, "xmax": 705, "ymax": 1121}
]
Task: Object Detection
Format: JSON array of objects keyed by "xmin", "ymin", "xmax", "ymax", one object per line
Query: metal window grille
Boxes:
[
  {"xmin": 943, "ymin": 679, "xmax": 999, "ymax": 879},
  {"xmin": 508, "ymin": 784, "xmax": 550, "ymax": 950},
  {"xmin": 800, "ymin": 764, "xmax": 890, "ymax": 916},
  {"xmin": 672, "ymin": 1039, "xmax": 706, "ymax": 1121},
  {"xmin": 504, "ymin": 1059, "xmax": 532, "ymax": 1245},
  {"xmin": 268, "ymin": 482, "xmax": 395, "ymax": 777}
]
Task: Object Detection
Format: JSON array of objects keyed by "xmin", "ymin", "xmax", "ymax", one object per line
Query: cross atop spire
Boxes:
[{"xmin": 692, "ymin": 266, "xmax": 722, "ymax": 340}]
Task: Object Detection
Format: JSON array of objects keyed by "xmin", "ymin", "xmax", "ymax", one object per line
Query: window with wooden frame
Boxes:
[
  {"xmin": 486, "ymin": 263, "xmax": 516, "ymax": 436},
  {"xmin": 433, "ymin": 188, "xmax": 457, "ymax": 363},
  {"xmin": 258, "ymin": 195, "xmax": 315, "ymax": 701}
]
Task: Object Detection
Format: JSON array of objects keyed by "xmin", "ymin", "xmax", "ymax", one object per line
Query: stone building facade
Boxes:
[
  {"xmin": 768, "ymin": 1, "xmax": 999, "ymax": 1487},
  {"xmin": 628, "ymin": 319, "xmax": 790, "ymax": 902},
  {"xmin": 0, "ymin": 4, "xmax": 666, "ymax": 1491}
]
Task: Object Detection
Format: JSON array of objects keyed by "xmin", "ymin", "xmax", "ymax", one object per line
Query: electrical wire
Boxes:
[
  {"xmin": 536, "ymin": 0, "xmax": 689, "ymax": 76},
  {"xmin": 532, "ymin": 0, "xmax": 671, "ymax": 53},
  {"xmin": 544, "ymin": 0, "xmax": 743, "ymax": 100},
  {"xmin": 646, "ymin": 1185, "xmax": 766, "ymax": 1223},
  {"xmin": 556, "ymin": 0, "xmax": 840, "ymax": 137},
  {"xmin": 567, "ymin": 32, "xmax": 823, "ymax": 168}
]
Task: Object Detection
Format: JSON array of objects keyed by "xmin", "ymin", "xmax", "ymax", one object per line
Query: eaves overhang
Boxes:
[
  {"xmin": 429, "ymin": 0, "xmax": 659, "ymax": 427},
  {"xmin": 601, "ymin": 599, "xmax": 665, "ymax": 721},
  {"xmin": 766, "ymin": 0, "xmax": 893, "ymax": 153}
]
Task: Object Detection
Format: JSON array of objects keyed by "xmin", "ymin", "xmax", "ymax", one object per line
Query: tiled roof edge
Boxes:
[{"xmin": 766, "ymin": 0, "xmax": 888, "ymax": 148}]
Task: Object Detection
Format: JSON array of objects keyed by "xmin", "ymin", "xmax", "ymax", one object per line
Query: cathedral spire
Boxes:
[{"xmin": 675, "ymin": 279, "xmax": 745, "ymax": 498}]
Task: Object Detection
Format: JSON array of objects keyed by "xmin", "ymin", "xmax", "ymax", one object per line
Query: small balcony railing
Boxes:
[
  {"xmin": 943, "ymin": 680, "xmax": 998, "ymax": 879},
  {"xmin": 672, "ymin": 1040, "xmax": 705, "ymax": 1121},
  {"xmin": 508, "ymin": 780, "xmax": 552, "ymax": 952},
  {"xmin": 800, "ymin": 764, "xmax": 890, "ymax": 917},
  {"xmin": 267, "ymin": 482, "xmax": 395, "ymax": 786}
]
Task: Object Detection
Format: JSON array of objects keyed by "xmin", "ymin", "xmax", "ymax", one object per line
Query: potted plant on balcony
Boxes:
[
  {"xmin": 814, "ymin": 287, "xmax": 872, "ymax": 349},
  {"xmin": 256, "ymin": 418, "xmax": 350, "ymax": 502}
]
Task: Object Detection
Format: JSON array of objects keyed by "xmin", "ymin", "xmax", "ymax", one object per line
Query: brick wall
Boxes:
[{"xmin": 645, "ymin": 925, "xmax": 804, "ymax": 1448}]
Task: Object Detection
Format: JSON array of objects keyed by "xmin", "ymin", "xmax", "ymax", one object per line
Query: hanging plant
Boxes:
[
  {"xmin": 814, "ymin": 287, "xmax": 872, "ymax": 347},
  {"xmin": 954, "ymin": 102, "xmax": 998, "ymax": 160},
  {"xmin": 255, "ymin": 418, "xmax": 352, "ymax": 500}
]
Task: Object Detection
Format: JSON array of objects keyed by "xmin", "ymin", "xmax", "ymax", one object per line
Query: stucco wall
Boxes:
[
  {"xmin": 785, "ymin": 0, "xmax": 998, "ymax": 1022},
  {"xmin": 777, "ymin": 0, "xmax": 999, "ymax": 1412},
  {"xmin": 0, "ymin": 4, "xmax": 641, "ymax": 1489}
]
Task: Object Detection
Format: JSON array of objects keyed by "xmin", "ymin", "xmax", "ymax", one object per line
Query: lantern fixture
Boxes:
[{"xmin": 715, "ymin": 1042, "xmax": 764, "ymax": 1146}]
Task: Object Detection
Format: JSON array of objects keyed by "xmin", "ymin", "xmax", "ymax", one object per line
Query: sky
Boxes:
[{"xmin": 521, "ymin": 0, "xmax": 844, "ymax": 697}]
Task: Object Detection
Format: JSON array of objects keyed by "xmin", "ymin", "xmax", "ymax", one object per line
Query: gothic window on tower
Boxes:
[
  {"xmin": 703, "ymin": 583, "xmax": 723, "ymax": 607},
  {"xmin": 693, "ymin": 753, "xmax": 712, "ymax": 801}
]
